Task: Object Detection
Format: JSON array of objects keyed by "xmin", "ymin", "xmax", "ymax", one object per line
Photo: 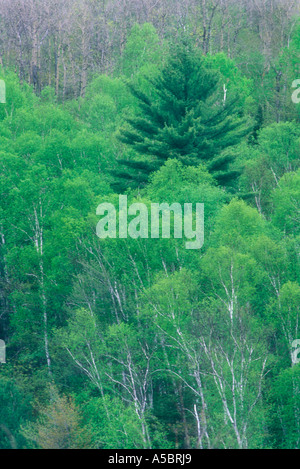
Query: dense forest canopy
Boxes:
[{"xmin": 0, "ymin": 0, "xmax": 299, "ymax": 450}]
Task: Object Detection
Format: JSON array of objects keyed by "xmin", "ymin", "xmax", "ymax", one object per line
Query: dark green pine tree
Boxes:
[{"xmin": 113, "ymin": 44, "xmax": 252, "ymax": 191}]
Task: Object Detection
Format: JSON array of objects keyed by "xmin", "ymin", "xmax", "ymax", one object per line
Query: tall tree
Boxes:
[{"xmin": 114, "ymin": 44, "xmax": 251, "ymax": 190}]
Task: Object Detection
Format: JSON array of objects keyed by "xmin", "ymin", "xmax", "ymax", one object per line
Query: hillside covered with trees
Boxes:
[{"xmin": 0, "ymin": 0, "xmax": 300, "ymax": 449}]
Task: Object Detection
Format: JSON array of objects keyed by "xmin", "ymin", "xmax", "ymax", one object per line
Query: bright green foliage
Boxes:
[
  {"xmin": 239, "ymin": 122, "xmax": 300, "ymax": 214},
  {"xmin": 118, "ymin": 23, "xmax": 164, "ymax": 78},
  {"xmin": 0, "ymin": 15, "xmax": 299, "ymax": 451},
  {"xmin": 272, "ymin": 170, "xmax": 300, "ymax": 236}
]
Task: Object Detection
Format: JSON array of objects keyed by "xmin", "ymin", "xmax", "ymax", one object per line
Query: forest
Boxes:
[{"xmin": 0, "ymin": 0, "xmax": 299, "ymax": 450}]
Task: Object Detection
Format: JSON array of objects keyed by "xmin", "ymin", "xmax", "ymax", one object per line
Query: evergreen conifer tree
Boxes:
[{"xmin": 114, "ymin": 44, "xmax": 252, "ymax": 190}]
